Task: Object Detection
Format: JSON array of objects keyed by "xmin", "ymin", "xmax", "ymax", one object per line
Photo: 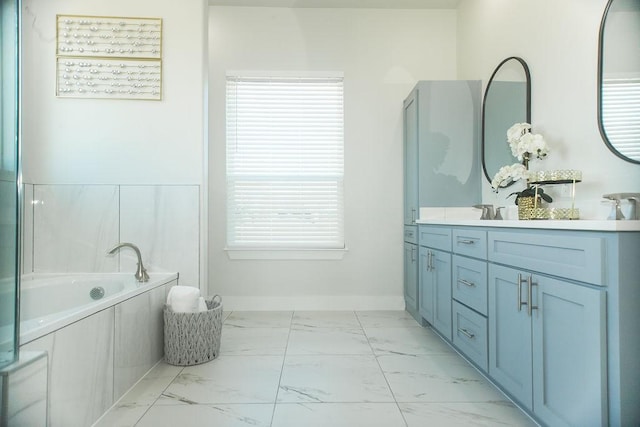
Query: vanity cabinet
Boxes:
[{"xmin": 411, "ymin": 223, "xmax": 640, "ymax": 427}]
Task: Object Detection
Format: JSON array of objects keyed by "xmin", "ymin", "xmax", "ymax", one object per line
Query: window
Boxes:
[{"xmin": 226, "ymin": 74, "xmax": 344, "ymax": 250}]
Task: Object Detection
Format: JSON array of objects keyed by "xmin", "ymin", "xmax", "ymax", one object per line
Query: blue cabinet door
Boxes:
[
  {"xmin": 532, "ymin": 275, "xmax": 606, "ymax": 427},
  {"xmin": 488, "ymin": 263, "xmax": 533, "ymax": 410},
  {"xmin": 404, "ymin": 242, "xmax": 418, "ymax": 315},
  {"xmin": 419, "ymin": 247, "xmax": 451, "ymax": 340},
  {"xmin": 432, "ymin": 249, "xmax": 452, "ymax": 341},
  {"xmin": 403, "ymin": 90, "xmax": 418, "ymax": 225},
  {"xmin": 418, "ymin": 246, "xmax": 434, "ymax": 324}
]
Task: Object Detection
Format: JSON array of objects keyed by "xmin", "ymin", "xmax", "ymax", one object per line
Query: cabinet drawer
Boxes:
[
  {"xmin": 453, "ymin": 229, "xmax": 487, "ymax": 259},
  {"xmin": 404, "ymin": 225, "xmax": 418, "ymax": 244},
  {"xmin": 452, "ymin": 301, "xmax": 488, "ymax": 372},
  {"xmin": 452, "ymin": 255, "xmax": 488, "ymax": 316},
  {"xmin": 418, "ymin": 225, "xmax": 451, "ymax": 251},
  {"xmin": 488, "ymin": 230, "xmax": 605, "ymax": 286}
]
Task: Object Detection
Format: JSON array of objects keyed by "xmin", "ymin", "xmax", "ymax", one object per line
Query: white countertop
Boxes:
[
  {"xmin": 415, "ymin": 218, "xmax": 640, "ymax": 231},
  {"xmin": 416, "ymin": 207, "xmax": 640, "ymax": 231}
]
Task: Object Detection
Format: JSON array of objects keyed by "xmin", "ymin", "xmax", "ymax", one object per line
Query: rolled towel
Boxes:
[
  {"xmin": 197, "ymin": 296, "xmax": 208, "ymax": 312},
  {"xmin": 166, "ymin": 286, "xmax": 201, "ymax": 313}
]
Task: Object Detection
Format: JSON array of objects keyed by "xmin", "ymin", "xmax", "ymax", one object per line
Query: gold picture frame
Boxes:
[{"xmin": 56, "ymin": 14, "xmax": 162, "ymax": 100}]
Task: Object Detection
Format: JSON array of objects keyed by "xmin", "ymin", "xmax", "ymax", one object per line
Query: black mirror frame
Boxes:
[
  {"xmin": 597, "ymin": 0, "xmax": 640, "ymax": 165},
  {"xmin": 481, "ymin": 56, "xmax": 532, "ymax": 184}
]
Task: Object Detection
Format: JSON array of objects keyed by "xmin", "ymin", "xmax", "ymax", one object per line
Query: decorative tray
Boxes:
[{"xmin": 529, "ymin": 170, "xmax": 582, "ymax": 185}]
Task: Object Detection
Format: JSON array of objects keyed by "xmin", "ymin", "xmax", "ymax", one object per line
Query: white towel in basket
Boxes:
[{"xmin": 166, "ymin": 286, "xmax": 203, "ymax": 313}]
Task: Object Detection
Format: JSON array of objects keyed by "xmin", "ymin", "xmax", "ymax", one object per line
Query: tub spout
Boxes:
[{"xmin": 107, "ymin": 243, "xmax": 149, "ymax": 282}]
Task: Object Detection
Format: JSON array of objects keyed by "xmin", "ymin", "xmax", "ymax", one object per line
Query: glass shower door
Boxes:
[{"xmin": 0, "ymin": 0, "xmax": 20, "ymax": 368}]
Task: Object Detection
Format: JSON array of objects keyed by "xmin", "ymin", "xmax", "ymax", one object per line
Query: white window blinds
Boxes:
[
  {"xmin": 602, "ymin": 78, "xmax": 640, "ymax": 160},
  {"xmin": 226, "ymin": 75, "xmax": 344, "ymax": 249}
]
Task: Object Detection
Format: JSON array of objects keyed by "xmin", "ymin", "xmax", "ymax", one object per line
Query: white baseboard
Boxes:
[{"xmin": 218, "ymin": 295, "xmax": 405, "ymax": 311}]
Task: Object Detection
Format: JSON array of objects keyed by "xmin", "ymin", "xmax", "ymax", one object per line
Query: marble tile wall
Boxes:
[
  {"xmin": 119, "ymin": 185, "xmax": 200, "ymax": 287},
  {"xmin": 32, "ymin": 185, "xmax": 120, "ymax": 273},
  {"xmin": 22, "ymin": 184, "xmax": 200, "ymax": 287}
]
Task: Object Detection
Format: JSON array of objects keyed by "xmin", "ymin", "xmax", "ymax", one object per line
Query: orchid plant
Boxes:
[{"xmin": 492, "ymin": 123, "xmax": 552, "ymax": 204}]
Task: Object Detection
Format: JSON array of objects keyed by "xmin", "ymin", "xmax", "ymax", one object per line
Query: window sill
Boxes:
[{"xmin": 225, "ymin": 248, "xmax": 348, "ymax": 260}]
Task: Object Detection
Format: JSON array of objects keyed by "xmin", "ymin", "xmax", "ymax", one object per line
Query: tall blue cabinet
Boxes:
[{"xmin": 403, "ymin": 80, "xmax": 481, "ymax": 322}]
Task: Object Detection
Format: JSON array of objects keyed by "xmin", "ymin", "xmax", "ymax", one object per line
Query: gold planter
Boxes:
[{"xmin": 517, "ymin": 196, "xmax": 540, "ymax": 220}]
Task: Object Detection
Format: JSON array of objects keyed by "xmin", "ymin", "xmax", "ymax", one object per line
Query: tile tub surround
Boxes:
[
  {"xmin": 95, "ymin": 311, "xmax": 537, "ymax": 427},
  {"xmin": 23, "ymin": 184, "xmax": 201, "ymax": 287},
  {"xmin": 22, "ymin": 278, "xmax": 177, "ymax": 427}
]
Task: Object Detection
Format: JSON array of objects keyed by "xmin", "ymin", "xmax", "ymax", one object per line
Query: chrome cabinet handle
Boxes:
[
  {"xmin": 411, "ymin": 208, "xmax": 416, "ymax": 224},
  {"xmin": 410, "ymin": 246, "xmax": 416, "ymax": 263},
  {"xmin": 458, "ymin": 239, "xmax": 475, "ymax": 245},
  {"xmin": 528, "ymin": 276, "xmax": 538, "ymax": 317},
  {"xmin": 427, "ymin": 250, "xmax": 433, "ymax": 271},
  {"xmin": 518, "ymin": 274, "xmax": 528, "ymax": 312},
  {"xmin": 457, "ymin": 279, "xmax": 475, "ymax": 288},
  {"xmin": 458, "ymin": 328, "xmax": 475, "ymax": 339}
]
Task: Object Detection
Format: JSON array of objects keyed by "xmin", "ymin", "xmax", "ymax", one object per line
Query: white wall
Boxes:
[
  {"xmin": 22, "ymin": 0, "xmax": 206, "ymax": 185},
  {"xmin": 20, "ymin": 0, "xmax": 207, "ymax": 287},
  {"xmin": 457, "ymin": 0, "xmax": 640, "ymax": 217},
  {"xmin": 208, "ymin": 7, "xmax": 458, "ymax": 309}
]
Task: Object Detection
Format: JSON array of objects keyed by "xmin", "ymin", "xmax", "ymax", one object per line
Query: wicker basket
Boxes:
[{"xmin": 163, "ymin": 295, "xmax": 223, "ymax": 366}]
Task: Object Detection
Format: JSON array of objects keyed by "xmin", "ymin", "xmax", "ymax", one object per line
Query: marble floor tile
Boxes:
[
  {"xmin": 291, "ymin": 311, "xmax": 361, "ymax": 329},
  {"xmin": 356, "ymin": 310, "xmax": 422, "ymax": 328},
  {"xmin": 220, "ymin": 327, "xmax": 290, "ymax": 355},
  {"xmin": 271, "ymin": 403, "xmax": 406, "ymax": 427},
  {"xmin": 287, "ymin": 327, "xmax": 372, "ymax": 355},
  {"xmin": 399, "ymin": 401, "xmax": 538, "ymax": 427},
  {"xmin": 365, "ymin": 327, "xmax": 453, "ymax": 356},
  {"xmin": 135, "ymin": 404, "xmax": 274, "ymax": 427},
  {"xmin": 117, "ymin": 362, "xmax": 184, "ymax": 406},
  {"xmin": 92, "ymin": 403, "xmax": 150, "ymax": 427},
  {"xmin": 162, "ymin": 356, "xmax": 283, "ymax": 404},
  {"xmin": 277, "ymin": 355, "xmax": 393, "ymax": 403},
  {"xmin": 378, "ymin": 354, "xmax": 506, "ymax": 403},
  {"xmin": 224, "ymin": 311, "xmax": 293, "ymax": 328}
]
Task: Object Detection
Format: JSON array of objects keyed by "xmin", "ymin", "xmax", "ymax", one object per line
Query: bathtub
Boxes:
[
  {"xmin": 20, "ymin": 272, "xmax": 178, "ymax": 345},
  {"xmin": 19, "ymin": 272, "xmax": 179, "ymax": 426}
]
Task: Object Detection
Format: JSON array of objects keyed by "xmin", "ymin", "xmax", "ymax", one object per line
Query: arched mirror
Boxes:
[
  {"xmin": 482, "ymin": 57, "xmax": 531, "ymax": 183},
  {"xmin": 598, "ymin": 0, "xmax": 640, "ymax": 164}
]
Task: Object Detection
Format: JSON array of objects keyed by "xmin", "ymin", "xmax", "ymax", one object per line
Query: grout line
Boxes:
[
  {"xmin": 357, "ymin": 312, "xmax": 410, "ymax": 427},
  {"xmin": 269, "ymin": 310, "xmax": 294, "ymax": 426}
]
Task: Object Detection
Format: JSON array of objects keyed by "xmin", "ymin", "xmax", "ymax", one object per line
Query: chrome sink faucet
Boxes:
[
  {"xmin": 473, "ymin": 204, "xmax": 495, "ymax": 220},
  {"xmin": 107, "ymin": 242, "xmax": 149, "ymax": 282}
]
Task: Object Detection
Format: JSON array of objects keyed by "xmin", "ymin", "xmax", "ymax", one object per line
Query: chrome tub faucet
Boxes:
[{"xmin": 107, "ymin": 242, "xmax": 150, "ymax": 282}]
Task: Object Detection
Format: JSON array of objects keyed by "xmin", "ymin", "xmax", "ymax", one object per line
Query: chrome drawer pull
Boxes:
[
  {"xmin": 528, "ymin": 276, "xmax": 538, "ymax": 317},
  {"xmin": 518, "ymin": 273, "xmax": 528, "ymax": 312},
  {"xmin": 458, "ymin": 328, "xmax": 475, "ymax": 339},
  {"xmin": 458, "ymin": 239, "xmax": 475, "ymax": 245},
  {"xmin": 457, "ymin": 279, "xmax": 475, "ymax": 288}
]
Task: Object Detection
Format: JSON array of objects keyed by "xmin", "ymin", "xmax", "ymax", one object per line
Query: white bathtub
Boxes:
[
  {"xmin": 20, "ymin": 272, "xmax": 178, "ymax": 345},
  {"xmin": 19, "ymin": 272, "xmax": 179, "ymax": 426}
]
